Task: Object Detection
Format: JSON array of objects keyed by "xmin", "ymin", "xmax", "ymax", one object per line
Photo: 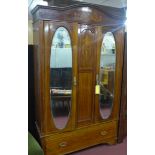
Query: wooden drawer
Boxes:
[{"xmin": 43, "ymin": 121, "xmax": 117, "ymax": 155}]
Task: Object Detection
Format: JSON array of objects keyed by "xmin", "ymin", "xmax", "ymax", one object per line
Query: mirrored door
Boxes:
[
  {"xmin": 44, "ymin": 22, "xmax": 78, "ymax": 133},
  {"xmin": 95, "ymin": 27, "xmax": 124, "ymax": 122}
]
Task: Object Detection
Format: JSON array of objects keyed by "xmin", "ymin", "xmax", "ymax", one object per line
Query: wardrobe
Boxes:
[{"xmin": 32, "ymin": 1, "xmax": 126, "ymax": 154}]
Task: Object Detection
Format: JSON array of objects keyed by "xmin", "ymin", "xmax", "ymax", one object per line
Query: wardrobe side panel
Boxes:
[
  {"xmin": 118, "ymin": 32, "xmax": 127, "ymax": 143},
  {"xmin": 33, "ymin": 20, "xmax": 45, "ymax": 134}
]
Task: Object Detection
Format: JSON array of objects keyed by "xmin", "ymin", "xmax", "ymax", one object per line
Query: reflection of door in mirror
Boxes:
[
  {"xmin": 99, "ymin": 32, "xmax": 116, "ymax": 119},
  {"xmin": 50, "ymin": 27, "xmax": 72, "ymax": 129}
]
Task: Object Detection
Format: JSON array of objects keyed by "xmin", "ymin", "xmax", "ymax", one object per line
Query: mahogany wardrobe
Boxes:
[{"xmin": 32, "ymin": 1, "xmax": 126, "ymax": 154}]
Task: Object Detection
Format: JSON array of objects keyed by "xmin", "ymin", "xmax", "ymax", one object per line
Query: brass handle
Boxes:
[
  {"xmin": 59, "ymin": 142, "xmax": 68, "ymax": 147},
  {"xmin": 96, "ymin": 74, "xmax": 99, "ymax": 85},
  {"xmin": 100, "ymin": 131, "xmax": 108, "ymax": 136},
  {"xmin": 73, "ymin": 76, "xmax": 77, "ymax": 86}
]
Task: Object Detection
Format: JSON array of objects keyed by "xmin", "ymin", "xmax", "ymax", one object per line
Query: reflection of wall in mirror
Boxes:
[
  {"xmin": 50, "ymin": 48, "xmax": 72, "ymax": 68},
  {"xmin": 100, "ymin": 55, "xmax": 115, "ymax": 67},
  {"xmin": 103, "ymin": 33, "xmax": 115, "ymax": 49}
]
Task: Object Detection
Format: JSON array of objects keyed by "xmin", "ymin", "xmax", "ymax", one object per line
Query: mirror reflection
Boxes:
[
  {"xmin": 50, "ymin": 27, "xmax": 72, "ymax": 129},
  {"xmin": 99, "ymin": 32, "xmax": 116, "ymax": 119}
]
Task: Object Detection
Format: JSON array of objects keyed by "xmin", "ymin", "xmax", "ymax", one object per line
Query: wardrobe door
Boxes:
[
  {"xmin": 95, "ymin": 27, "xmax": 125, "ymax": 122},
  {"xmin": 44, "ymin": 21, "xmax": 78, "ymax": 134},
  {"xmin": 77, "ymin": 25, "xmax": 97, "ymax": 127}
]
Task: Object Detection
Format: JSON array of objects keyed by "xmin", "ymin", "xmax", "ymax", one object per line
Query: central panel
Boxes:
[{"xmin": 77, "ymin": 25, "xmax": 96, "ymax": 127}]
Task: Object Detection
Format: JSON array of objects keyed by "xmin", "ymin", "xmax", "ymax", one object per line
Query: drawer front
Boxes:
[{"xmin": 45, "ymin": 121, "xmax": 117, "ymax": 155}]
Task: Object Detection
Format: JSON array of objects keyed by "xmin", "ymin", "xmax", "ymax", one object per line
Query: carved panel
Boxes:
[
  {"xmin": 77, "ymin": 72, "xmax": 94, "ymax": 126},
  {"xmin": 79, "ymin": 25, "xmax": 95, "ymax": 70}
]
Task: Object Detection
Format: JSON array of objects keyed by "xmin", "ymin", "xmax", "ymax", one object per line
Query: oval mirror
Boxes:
[
  {"xmin": 50, "ymin": 27, "xmax": 72, "ymax": 129},
  {"xmin": 99, "ymin": 32, "xmax": 116, "ymax": 119}
]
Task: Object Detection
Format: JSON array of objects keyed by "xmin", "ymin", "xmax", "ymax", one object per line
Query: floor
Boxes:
[{"xmin": 70, "ymin": 138, "xmax": 127, "ymax": 155}]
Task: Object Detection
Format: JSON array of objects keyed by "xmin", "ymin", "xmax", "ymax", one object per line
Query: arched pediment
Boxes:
[{"xmin": 32, "ymin": 4, "xmax": 126, "ymax": 26}]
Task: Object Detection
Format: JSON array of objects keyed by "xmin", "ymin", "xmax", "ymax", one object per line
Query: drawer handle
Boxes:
[
  {"xmin": 59, "ymin": 142, "xmax": 68, "ymax": 147},
  {"xmin": 100, "ymin": 131, "xmax": 108, "ymax": 136}
]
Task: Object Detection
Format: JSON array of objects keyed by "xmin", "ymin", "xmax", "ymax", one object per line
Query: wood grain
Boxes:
[
  {"xmin": 32, "ymin": 4, "xmax": 126, "ymax": 25},
  {"xmin": 118, "ymin": 32, "xmax": 127, "ymax": 143},
  {"xmin": 77, "ymin": 25, "xmax": 97, "ymax": 127},
  {"xmin": 77, "ymin": 72, "xmax": 94, "ymax": 126},
  {"xmin": 33, "ymin": 20, "xmax": 45, "ymax": 134}
]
